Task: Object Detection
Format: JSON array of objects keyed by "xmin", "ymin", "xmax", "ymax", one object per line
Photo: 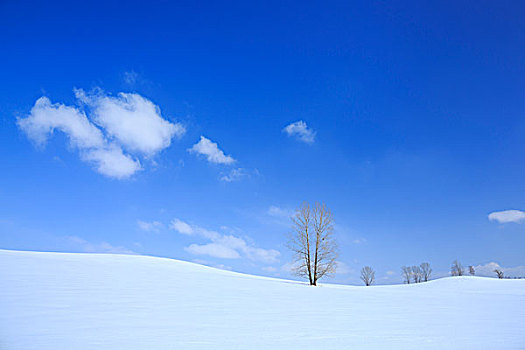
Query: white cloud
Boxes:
[
  {"xmin": 220, "ymin": 168, "xmax": 248, "ymax": 182},
  {"xmin": 171, "ymin": 218, "xmax": 279, "ymax": 263},
  {"xmin": 170, "ymin": 218, "xmax": 195, "ymax": 235},
  {"xmin": 82, "ymin": 146, "xmax": 141, "ymax": 179},
  {"xmin": 123, "ymin": 71, "xmax": 139, "ymax": 85},
  {"xmin": 188, "ymin": 136, "xmax": 235, "ymax": 164},
  {"xmin": 243, "ymin": 244, "xmax": 280, "ymax": 264},
  {"xmin": 473, "ymin": 262, "xmax": 525, "ymax": 278},
  {"xmin": 264, "ymin": 206, "xmax": 294, "ymax": 228},
  {"xmin": 219, "ymin": 225, "xmax": 243, "ymax": 235},
  {"xmin": 192, "ymin": 259, "xmax": 232, "ymax": 271},
  {"xmin": 281, "ymin": 261, "xmax": 301, "ymax": 273},
  {"xmin": 76, "ymin": 89, "xmax": 185, "ymax": 155},
  {"xmin": 282, "ymin": 120, "xmax": 316, "ymax": 144},
  {"xmin": 352, "ymin": 238, "xmax": 367, "ymax": 244},
  {"xmin": 18, "ymin": 90, "xmax": 184, "ymax": 179},
  {"xmin": 262, "ymin": 266, "xmax": 277, "ymax": 273},
  {"xmin": 170, "ymin": 219, "xmax": 220, "ymax": 240},
  {"xmin": 185, "ymin": 243, "xmax": 241, "ymax": 259},
  {"xmin": 488, "ymin": 210, "xmax": 525, "ymax": 224},
  {"xmin": 267, "ymin": 205, "xmax": 293, "ymax": 219},
  {"xmin": 18, "ymin": 96, "xmax": 105, "ymax": 149},
  {"xmin": 65, "ymin": 236, "xmax": 136, "ymax": 255},
  {"xmin": 220, "ymin": 168, "xmax": 260, "ymax": 183},
  {"xmin": 192, "ymin": 258, "xmax": 209, "ymax": 265},
  {"xmin": 137, "ymin": 220, "xmax": 163, "ymax": 232},
  {"xmin": 335, "ymin": 261, "xmax": 352, "ymax": 275},
  {"xmin": 213, "ymin": 264, "xmax": 233, "ymax": 271}
]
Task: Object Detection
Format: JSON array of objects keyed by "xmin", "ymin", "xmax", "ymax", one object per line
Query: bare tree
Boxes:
[
  {"xmin": 360, "ymin": 266, "xmax": 375, "ymax": 286},
  {"xmin": 402, "ymin": 266, "xmax": 412, "ymax": 284},
  {"xmin": 311, "ymin": 202, "xmax": 338, "ymax": 285},
  {"xmin": 451, "ymin": 260, "xmax": 464, "ymax": 276},
  {"xmin": 420, "ymin": 262, "xmax": 432, "ymax": 282},
  {"xmin": 494, "ymin": 269, "xmax": 504, "ymax": 279},
  {"xmin": 411, "ymin": 265, "xmax": 422, "ymax": 283},
  {"xmin": 288, "ymin": 202, "xmax": 313, "ymax": 284},
  {"xmin": 287, "ymin": 201, "xmax": 338, "ymax": 286},
  {"xmin": 469, "ymin": 265, "xmax": 475, "ymax": 276}
]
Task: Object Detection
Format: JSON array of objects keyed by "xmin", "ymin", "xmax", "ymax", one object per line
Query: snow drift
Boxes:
[{"xmin": 1, "ymin": 249, "xmax": 524, "ymax": 349}]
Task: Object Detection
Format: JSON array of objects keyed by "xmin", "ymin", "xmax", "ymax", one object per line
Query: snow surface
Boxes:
[{"xmin": 1, "ymin": 249, "xmax": 524, "ymax": 350}]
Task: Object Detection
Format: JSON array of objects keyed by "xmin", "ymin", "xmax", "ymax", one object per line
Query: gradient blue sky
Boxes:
[{"xmin": 1, "ymin": 0, "xmax": 524, "ymax": 284}]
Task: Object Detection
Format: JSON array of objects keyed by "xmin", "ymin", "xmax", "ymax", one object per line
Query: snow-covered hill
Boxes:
[{"xmin": 1, "ymin": 249, "xmax": 524, "ymax": 350}]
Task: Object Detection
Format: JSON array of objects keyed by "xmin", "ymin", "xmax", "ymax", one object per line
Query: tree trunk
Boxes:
[{"xmin": 305, "ymin": 226, "xmax": 313, "ymax": 285}]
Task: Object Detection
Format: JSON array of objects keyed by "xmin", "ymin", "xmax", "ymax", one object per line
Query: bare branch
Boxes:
[
  {"xmin": 420, "ymin": 262, "xmax": 432, "ymax": 282},
  {"xmin": 287, "ymin": 201, "xmax": 338, "ymax": 286},
  {"xmin": 411, "ymin": 265, "xmax": 422, "ymax": 283},
  {"xmin": 360, "ymin": 266, "xmax": 375, "ymax": 286},
  {"xmin": 494, "ymin": 269, "xmax": 504, "ymax": 279},
  {"xmin": 401, "ymin": 266, "xmax": 412, "ymax": 284},
  {"xmin": 451, "ymin": 260, "xmax": 464, "ymax": 276}
]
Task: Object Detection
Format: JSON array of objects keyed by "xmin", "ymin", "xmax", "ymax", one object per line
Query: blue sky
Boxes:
[{"xmin": 1, "ymin": 0, "xmax": 524, "ymax": 284}]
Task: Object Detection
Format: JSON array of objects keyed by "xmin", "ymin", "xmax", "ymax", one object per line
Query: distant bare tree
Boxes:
[
  {"xmin": 402, "ymin": 266, "xmax": 412, "ymax": 284},
  {"xmin": 451, "ymin": 260, "xmax": 464, "ymax": 276},
  {"xmin": 360, "ymin": 266, "xmax": 375, "ymax": 286},
  {"xmin": 411, "ymin": 265, "xmax": 422, "ymax": 283},
  {"xmin": 469, "ymin": 266, "xmax": 475, "ymax": 276},
  {"xmin": 494, "ymin": 269, "xmax": 504, "ymax": 279},
  {"xmin": 420, "ymin": 262, "xmax": 432, "ymax": 282},
  {"xmin": 287, "ymin": 201, "xmax": 338, "ymax": 286}
]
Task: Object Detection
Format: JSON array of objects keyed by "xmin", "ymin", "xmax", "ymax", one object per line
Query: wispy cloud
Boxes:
[
  {"xmin": 335, "ymin": 261, "xmax": 352, "ymax": 275},
  {"xmin": 220, "ymin": 168, "xmax": 248, "ymax": 182},
  {"xmin": 488, "ymin": 210, "xmax": 525, "ymax": 224},
  {"xmin": 192, "ymin": 259, "xmax": 232, "ymax": 271},
  {"xmin": 122, "ymin": 71, "xmax": 155, "ymax": 89},
  {"xmin": 170, "ymin": 218, "xmax": 216, "ymax": 238},
  {"xmin": 123, "ymin": 71, "xmax": 139, "ymax": 86},
  {"xmin": 281, "ymin": 260, "xmax": 303, "ymax": 274},
  {"xmin": 262, "ymin": 266, "xmax": 277, "ymax": 273},
  {"xmin": 188, "ymin": 136, "xmax": 235, "ymax": 164},
  {"xmin": 170, "ymin": 218, "xmax": 195, "ymax": 235},
  {"xmin": 264, "ymin": 205, "xmax": 295, "ymax": 228},
  {"xmin": 473, "ymin": 262, "xmax": 525, "ymax": 278},
  {"xmin": 171, "ymin": 218, "xmax": 280, "ymax": 263},
  {"xmin": 137, "ymin": 220, "xmax": 163, "ymax": 232},
  {"xmin": 65, "ymin": 236, "xmax": 137, "ymax": 255},
  {"xmin": 220, "ymin": 168, "xmax": 260, "ymax": 183},
  {"xmin": 267, "ymin": 205, "xmax": 293, "ymax": 219},
  {"xmin": 186, "ymin": 243, "xmax": 240, "ymax": 259},
  {"xmin": 18, "ymin": 89, "xmax": 184, "ymax": 179},
  {"xmin": 282, "ymin": 120, "xmax": 316, "ymax": 144}
]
